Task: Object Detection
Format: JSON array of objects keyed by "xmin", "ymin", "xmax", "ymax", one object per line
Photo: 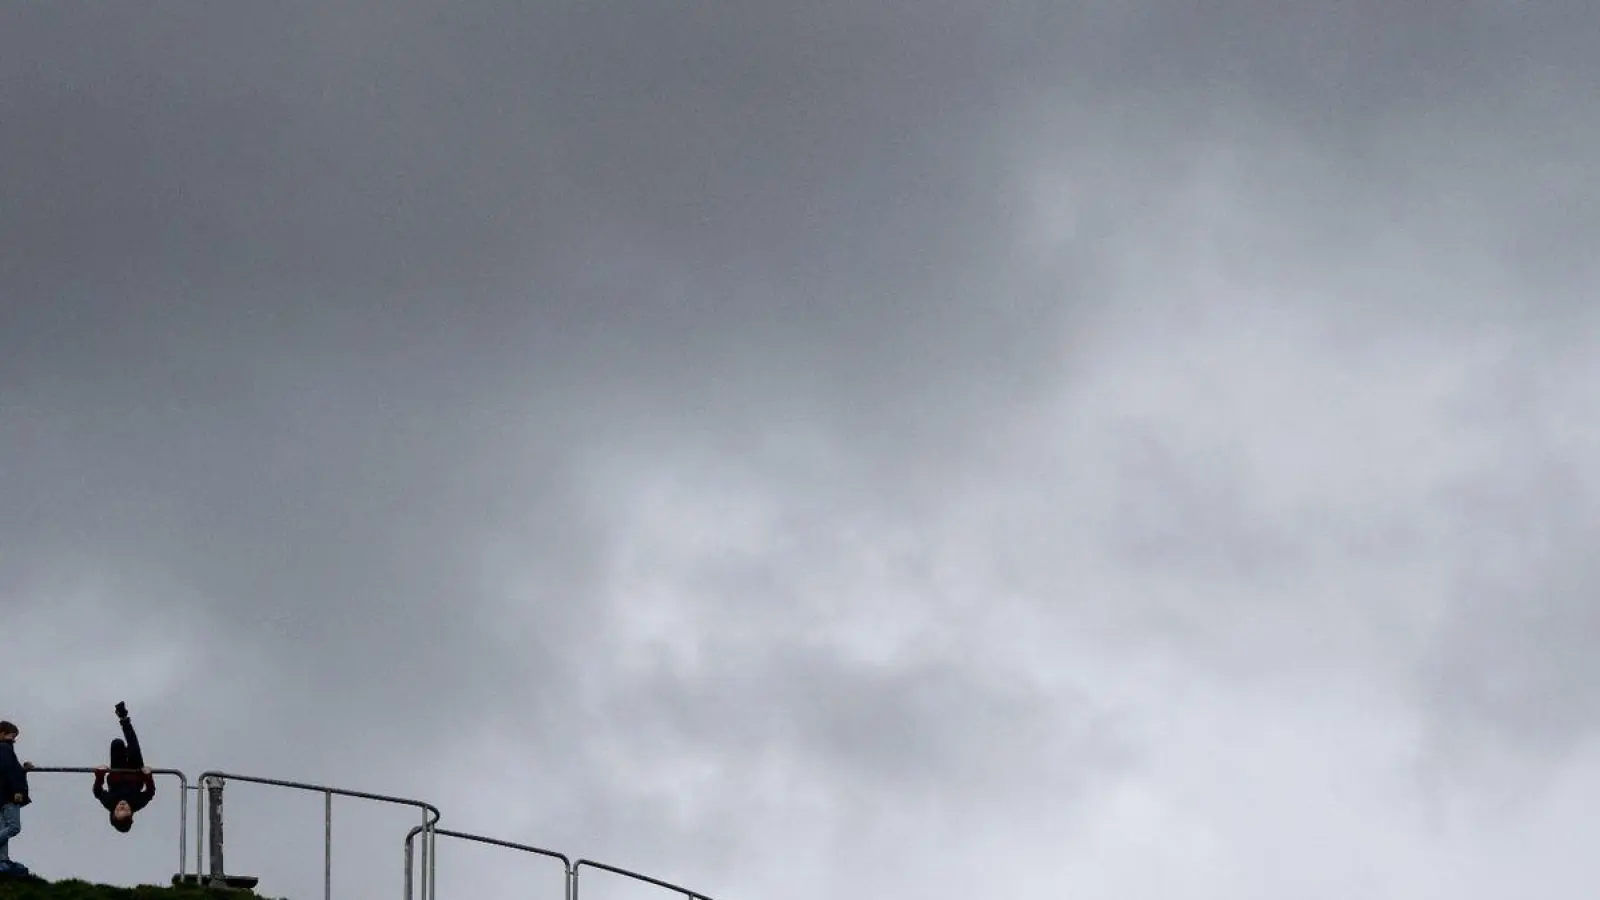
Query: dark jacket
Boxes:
[
  {"xmin": 0, "ymin": 741, "xmax": 29, "ymax": 806},
  {"xmin": 94, "ymin": 767, "xmax": 155, "ymax": 813},
  {"xmin": 97, "ymin": 714, "xmax": 154, "ymax": 813}
]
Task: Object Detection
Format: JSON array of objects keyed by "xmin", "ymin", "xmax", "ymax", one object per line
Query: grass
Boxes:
[{"xmin": 0, "ymin": 876, "xmax": 284, "ymax": 900}]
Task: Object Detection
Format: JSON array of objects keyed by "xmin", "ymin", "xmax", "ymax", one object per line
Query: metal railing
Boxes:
[
  {"xmin": 28, "ymin": 765, "xmax": 723, "ymax": 900},
  {"xmin": 402, "ymin": 827, "xmax": 718, "ymax": 900},
  {"xmin": 26, "ymin": 766, "xmax": 189, "ymax": 876},
  {"xmin": 195, "ymin": 771, "xmax": 440, "ymax": 900},
  {"xmin": 404, "ymin": 825, "xmax": 571, "ymax": 900},
  {"xmin": 573, "ymin": 858, "xmax": 718, "ymax": 900}
]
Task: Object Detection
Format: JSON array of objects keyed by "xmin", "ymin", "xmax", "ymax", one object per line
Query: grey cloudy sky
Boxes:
[{"xmin": 3, "ymin": 3, "xmax": 1597, "ymax": 899}]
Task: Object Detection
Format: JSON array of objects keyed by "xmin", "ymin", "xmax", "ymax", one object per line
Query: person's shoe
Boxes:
[{"xmin": 0, "ymin": 860, "xmax": 26, "ymax": 876}]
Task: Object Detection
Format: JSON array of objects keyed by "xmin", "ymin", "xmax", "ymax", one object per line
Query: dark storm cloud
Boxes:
[
  {"xmin": 7, "ymin": 1, "xmax": 1598, "ymax": 291},
  {"xmin": 0, "ymin": 0, "xmax": 1091, "ymax": 477},
  {"xmin": 0, "ymin": 0, "xmax": 1099, "ymax": 818},
  {"xmin": 3, "ymin": 2, "xmax": 1023, "ymax": 291}
]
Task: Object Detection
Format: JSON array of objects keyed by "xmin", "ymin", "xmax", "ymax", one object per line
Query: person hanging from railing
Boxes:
[{"xmin": 93, "ymin": 702, "xmax": 156, "ymax": 833}]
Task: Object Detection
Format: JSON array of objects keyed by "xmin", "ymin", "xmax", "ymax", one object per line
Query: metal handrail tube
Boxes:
[
  {"xmin": 195, "ymin": 771, "xmax": 440, "ymax": 900},
  {"xmin": 573, "ymin": 858, "xmax": 718, "ymax": 900},
  {"xmin": 26, "ymin": 766, "xmax": 189, "ymax": 877},
  {"xmin": 403, "ymin": 825, "xmax": 572, "ymax": 900}
]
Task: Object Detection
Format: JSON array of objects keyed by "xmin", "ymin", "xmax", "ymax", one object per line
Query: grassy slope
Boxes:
[{"xmin": 0, "ymin": 877, "xmax": 284, "ymax": 900}]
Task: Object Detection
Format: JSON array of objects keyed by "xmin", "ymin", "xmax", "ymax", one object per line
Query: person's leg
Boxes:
[
  {"xmin": 110, "ymin": 738, "xmax": 129, "ymax": 770},
  {"xmin": 119, "ymin": 716, "xmax": 145, "ymax": 768},
  {"xmin": 0, "ymin": 802, "xmax": 19, "ymax": 862}
]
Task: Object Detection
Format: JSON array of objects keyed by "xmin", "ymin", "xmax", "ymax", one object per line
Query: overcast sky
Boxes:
[{"xmin": 3, "ymin": 3, "xmax": 1598, "ymax": 899}]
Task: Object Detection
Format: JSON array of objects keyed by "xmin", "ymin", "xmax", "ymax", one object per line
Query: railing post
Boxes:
[
  {"xmin": 195, "ymin": 780, "xmax": 205, "ymax": 883},
  {"xmin": 404, "ymin": 827, "xmax": 416, "ymax": 900},
  {"xmin": 418, "ymin": 810, "xmax": 428, "ymax": 900},
  {"xmin": 324, "ymin": 790, "xmax": 333, "ymax": 900},
  {"xmin": 427, "ymin": 818, "xmax": 437, "ymax": 900},
  {"xmin": 177, "ymin": 774, "xmax": 189, "ymax": 879}
]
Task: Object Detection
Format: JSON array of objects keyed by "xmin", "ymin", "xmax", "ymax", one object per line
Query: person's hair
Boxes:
[
  {"xmin": 111, "ymin": 812, "xmax": 133, "ymax": 832},
  {"xmin": 0, "ymin": 721, "xmax": 17, "ymax": 737}
]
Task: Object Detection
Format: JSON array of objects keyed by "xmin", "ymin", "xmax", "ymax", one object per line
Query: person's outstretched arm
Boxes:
[
  {"xmin": 131, "ymin": 767, "xmax": 157, "ymax": 811},
  {"xmin": 92, "ymin": 768, "xmax": 116, "ymax": 810}
]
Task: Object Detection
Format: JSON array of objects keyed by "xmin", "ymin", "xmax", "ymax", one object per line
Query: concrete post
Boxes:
[{"xmin": 207, "ymin": 776, "xmax": 226, "ymax": 886}]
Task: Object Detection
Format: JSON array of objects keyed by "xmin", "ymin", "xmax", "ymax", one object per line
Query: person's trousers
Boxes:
[
  {"xmin": 0, "ymin": 803, "xmax": 20, "ymax": 861},
  {"xmin": 111, "ymin": 716, "xmax": 145, "ymax": 770}
]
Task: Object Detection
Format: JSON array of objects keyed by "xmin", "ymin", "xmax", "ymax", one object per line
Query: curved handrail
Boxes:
[
  {"xmin": 403, "ymin": 825, "xmax": 572, "ymax": 900},
  {"xmin": 26, "ymin": 766, "xmax": 189, "ymax": 877},
  {"xmin": 195, "ymin": 771, "xmax": 442, "ymax": 822},
  {"xmin": 573, "ymin": 858, "xmax": 718, "ymax": 900},
  {"xmin": 196, "ymin": 770, "xmax": 441, "ymax": 900}
]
